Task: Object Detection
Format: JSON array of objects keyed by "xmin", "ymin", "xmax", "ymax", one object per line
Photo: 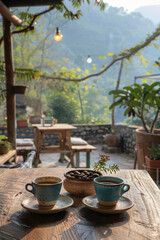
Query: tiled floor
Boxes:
[{"xmin": 38, "ymin": 145, "xmax": 135, "ymax": 170}]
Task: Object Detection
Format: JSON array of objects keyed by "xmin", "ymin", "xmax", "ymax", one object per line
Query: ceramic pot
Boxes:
[
  {"xmin": 30, "ymin": 115, "xmax": 42, "ymax": 124},
  {"xmin": 104, "ymin": 134, "xmax": 120, "ymax": 147},
  {"xmin": 13, "ymin": 85, "xmax": 27, "ymax": 94},
  {"xmin": 136, "ymin": 128, "xmax": 160, "ymax": 169},
  {"xmin": 63, "ymin": 170, "xmax": 102, "ymax": 196},
  {"xmin": 17, "ymin": 119, "xmax": 28, "ymax": 128},
  {"xmin": 0, "ymin": 146, "xmax": 9, "ymax": 155},
  {"xmin": 145, "ymin": 156, "xmax": 160, "ymax": 168}
]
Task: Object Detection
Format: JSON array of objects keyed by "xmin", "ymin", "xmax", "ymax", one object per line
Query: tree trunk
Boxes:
[{"xmin": 111, "ymin": 59, "xmax": 124, "ymax": 132}]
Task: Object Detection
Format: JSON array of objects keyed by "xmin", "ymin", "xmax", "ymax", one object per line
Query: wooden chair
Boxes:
[{"xmin": 0, "ymin": 151, "xmax": 36, "ymax": 169}]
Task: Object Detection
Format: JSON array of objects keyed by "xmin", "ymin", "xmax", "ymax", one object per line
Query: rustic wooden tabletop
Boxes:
[{"xmin": 0, "ymin": 168, "xmax": 159, "ymax": 240}]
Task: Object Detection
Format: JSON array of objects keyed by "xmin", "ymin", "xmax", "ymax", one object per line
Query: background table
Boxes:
[
  {"xmin": 0, "ymin": 168, "xmax": 159, "ymax": 239},
  {"xmin": 33, "ymin": 124, "xmax": 76, "ymax": 167}
]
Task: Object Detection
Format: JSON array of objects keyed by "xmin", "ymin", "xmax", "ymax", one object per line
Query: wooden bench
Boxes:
[
  {"xmin": 0, "ymin": 151, "xmax": 36, "ymax": 169},
  {"xmin": 16, "ymin": 139, "xmax": 37, "ymax": 163},
  {"xmin": 0, "ymin": 150, "xmax": 16, "ymax": 165},
  {"xmin": 66, "ymin": 137, "xmax": 96, "ymax": 168},
  {"xmin": 69, "ymin": 144, "xmax": 96, "ymax": 168}
]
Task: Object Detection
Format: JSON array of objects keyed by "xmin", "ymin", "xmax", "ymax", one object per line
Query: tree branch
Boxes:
[
  {"xmin": 150, "ymin": 109, "xmax": 160, "ymax": 132},
  {"xmin": 41, "ymin": 25, "xmax": 160, "ymax": 82}
]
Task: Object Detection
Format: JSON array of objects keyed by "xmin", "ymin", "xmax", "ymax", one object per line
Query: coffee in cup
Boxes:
[
  {"xmin": 94, "ymin": 176, "xmax": 130, "ymax": 206},
  {"xmin": 25, "ymin": 176, "xmax": 62, "ymax": 207}
]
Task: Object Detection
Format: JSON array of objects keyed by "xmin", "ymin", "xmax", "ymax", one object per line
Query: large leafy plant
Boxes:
[{"xmin": 109, "ymin": 82, "xmax": 160, "ymax": 133}]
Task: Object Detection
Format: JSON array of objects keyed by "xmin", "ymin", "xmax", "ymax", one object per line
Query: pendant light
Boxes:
[
  {"xmin": 54, "ymin": 27, "xmax": 63, "ymax": 42},
  {"xmin": 87, "ymin": 55, "xmax": 92, "ymax": 63}
]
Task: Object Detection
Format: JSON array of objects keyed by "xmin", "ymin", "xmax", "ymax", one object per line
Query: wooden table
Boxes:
[
  {"xmin": 0, "ymin": 149, "xmax": 16, "ymax": 164},
  {"xmin": 0, "ymin": 168, "xmax": 160, "ymax": 239},
  {"xmin": 33, "ymin": 124, "xmax": 76, "ymax": 167}
]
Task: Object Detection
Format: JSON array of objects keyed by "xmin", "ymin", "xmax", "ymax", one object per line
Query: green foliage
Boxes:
[
  {"xmin": 109, "ymin": 82, "xmax": 160, "ymax": 133},
  {"xmin": 55, "ymin": 0, "xmax": 105, "ymax": 20},
  {"xmin": 0, "ymin": 137, "xmax": 12, "ymax": 150},
  {"xmin": 0, "ymin": 135, "xmax": 7, "ymax": 141},
  {"xmin": 149, "ymin": 143, "xmax": 160, "ymax": 160},
  {"xmin": 15, "ymin": 68, "xmax": 42, "ymax": 83},
  {"xmin": 17, "ymin": 114, "xmax": 28, "ymax": 120},
  {"xmin": 93, "ymin": 154, "xmax": 119, "ymax": 174},
  {"xmin": 48, "ymin": 95, "xmax": 78, "ymax": 123}
]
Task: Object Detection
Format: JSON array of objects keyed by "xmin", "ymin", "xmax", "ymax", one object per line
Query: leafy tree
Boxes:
[{"xmin": 48, "ymin": 95, "xmax": 78, "ymax": 123}]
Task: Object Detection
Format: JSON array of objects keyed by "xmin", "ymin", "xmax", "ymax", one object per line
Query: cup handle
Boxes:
[
  {"xmin": 121, "ymin": 184, "xmax": 130, "ymax": 196},
  {"xmin": 25, "ymin": 183, "xmax": 35, "ymax": 195}
]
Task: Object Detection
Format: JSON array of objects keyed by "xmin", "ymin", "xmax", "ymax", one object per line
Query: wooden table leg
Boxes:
[
  {"xmin": 67, "ymin": 151, "xmax": 75, "ymax": 168},
  {"xmin": 59, "ymin": 131, "xmax": 71, "ymax": 163},
  {"xmin": 34, "ymin": 131, "xmax": 44, "ymax": 167}
]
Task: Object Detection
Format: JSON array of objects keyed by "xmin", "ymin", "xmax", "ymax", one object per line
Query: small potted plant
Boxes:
[
  {"xmin": 0, "ymin": 135, "xmax": 12, "ymax": 155},
  {"xmin": 17, "ymin": 114, "xmax": 28, "ymax": 128},
  {"xmin": 145, "ymin": 143, "xmax": 160, "ymax": 168}
]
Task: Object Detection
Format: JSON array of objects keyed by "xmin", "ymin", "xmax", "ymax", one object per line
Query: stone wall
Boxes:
[{"xmin": 0, "ymin": 124, "xmax": 138, "ymax": 155}]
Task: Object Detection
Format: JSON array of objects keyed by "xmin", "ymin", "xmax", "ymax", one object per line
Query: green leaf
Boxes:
[
  {"xmin": 107, "ymin": 52, "xmax": 114, "ymax": 56},
  {"xmin": 92, "ymin": 67, "xmax": 97, "ymax": 71}
]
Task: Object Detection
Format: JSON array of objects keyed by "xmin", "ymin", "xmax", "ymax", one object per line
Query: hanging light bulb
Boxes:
[
  {"xmin": 54, "ymin": 27, "xmax": 63, "ymax": 42},
  {"xmin": 87, "ymin": 55, "xmax": 92, "ymax": 63}
]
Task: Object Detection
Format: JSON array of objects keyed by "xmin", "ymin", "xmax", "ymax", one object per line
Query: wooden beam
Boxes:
[
  {"xmin": 1, "ymin": 0, "xmax": 62, "ymax": 7},
  {"xmin": 0, "ymin": 1, "xmax": 22, "ymax": 26},
  {"xmin": 3, "ymin": 18, "xmax": 16, "ymax": 149}
]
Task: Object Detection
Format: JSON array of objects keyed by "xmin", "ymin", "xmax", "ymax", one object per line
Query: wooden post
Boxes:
[
  {"xmin": 0, "ymin": 1, "xmax": 22, "ymax": 26},
  {"xmin": 3, "ymin": 17, "xmax": 16, "ymax": 149}
]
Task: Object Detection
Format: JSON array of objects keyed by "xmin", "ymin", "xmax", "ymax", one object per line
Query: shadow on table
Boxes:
[
  {"xmin": 60, "ymin": 207, "xmax": 130, "ymax": 239},
  {"xmin": 0, "ymin": 209, "xmax": 68, "ymax": 239}
]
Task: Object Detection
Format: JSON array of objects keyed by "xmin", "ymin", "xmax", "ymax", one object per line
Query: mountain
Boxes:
[{"xmin": 134, "ymin": 5, "xmax": 160, "ymax": 25}]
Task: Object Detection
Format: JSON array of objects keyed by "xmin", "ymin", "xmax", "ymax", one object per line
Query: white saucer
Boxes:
[
  {"xmin": 21, "ymin": 194, "xmax": 74, "ymax": 214},
  {"xmin": 82, "ymin": 195, "xmax": 133, "ymax": 214}
]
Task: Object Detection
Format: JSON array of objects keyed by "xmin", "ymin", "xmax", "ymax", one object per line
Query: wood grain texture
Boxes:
[
  {"xmin": 0, "ymin": 150, "xmax": 16, "ymax": 164},
  {"xmin": 0, "ymin": 169, "xmax": 159, "ymax": 239}
]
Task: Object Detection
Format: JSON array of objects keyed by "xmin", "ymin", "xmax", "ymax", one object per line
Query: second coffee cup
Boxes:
[
  {"xmin": 25, "ymin": 176, "xmax": 62, "ymax": 207},
  {"xmin": 94, "ymin": 176, "xmax": 130, "ymax": 206}
]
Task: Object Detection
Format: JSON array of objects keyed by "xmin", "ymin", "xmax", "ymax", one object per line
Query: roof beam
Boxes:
[
  {"xmin": 1, "ymin": 0, "xmax": 61, "ymax": 7},
  {"xmin": 0, "ymin": 0, "xmax": 22, "ymax": 26}
]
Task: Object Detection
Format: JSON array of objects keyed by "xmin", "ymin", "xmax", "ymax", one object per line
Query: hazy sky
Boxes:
[{"xmin": 105, "ymin": 0, "xmax": 160, "ymax": 12}]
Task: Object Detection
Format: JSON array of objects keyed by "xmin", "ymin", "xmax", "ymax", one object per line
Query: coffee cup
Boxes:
[
  {"xmin": 25, "ymin": 176, "xmax": 62, "ymax": 207},
  {"xmin": 94, "ymin": 176, "xmax": 130, "ymax": 206}
]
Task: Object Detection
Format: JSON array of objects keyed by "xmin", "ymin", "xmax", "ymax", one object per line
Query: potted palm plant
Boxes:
[{"xmin": 109, "ymin": 82, "xmax": 160, "ymax": 172}]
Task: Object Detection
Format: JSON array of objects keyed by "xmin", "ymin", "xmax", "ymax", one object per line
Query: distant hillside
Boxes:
[
  {"xmin": 14, "ymin": 4, "xmax": 160, "ymax": 123},
  {"xmin": 134, "ymin": 5, "xmax": 160, "ymax": 25}
]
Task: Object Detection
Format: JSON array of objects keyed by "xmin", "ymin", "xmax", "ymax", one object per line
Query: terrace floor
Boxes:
[{"xmin": 38, "ymin": 145, "xmax": 135, "ymax": 169}]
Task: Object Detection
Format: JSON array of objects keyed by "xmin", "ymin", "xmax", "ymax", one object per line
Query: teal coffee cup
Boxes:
[
  {"xmin": 25, "ymin": 176, "xmax": 62, "ymax": 207},
  {"xmin": 94, "ymin": 176, "xmax": 130, "ymax": 206}
]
